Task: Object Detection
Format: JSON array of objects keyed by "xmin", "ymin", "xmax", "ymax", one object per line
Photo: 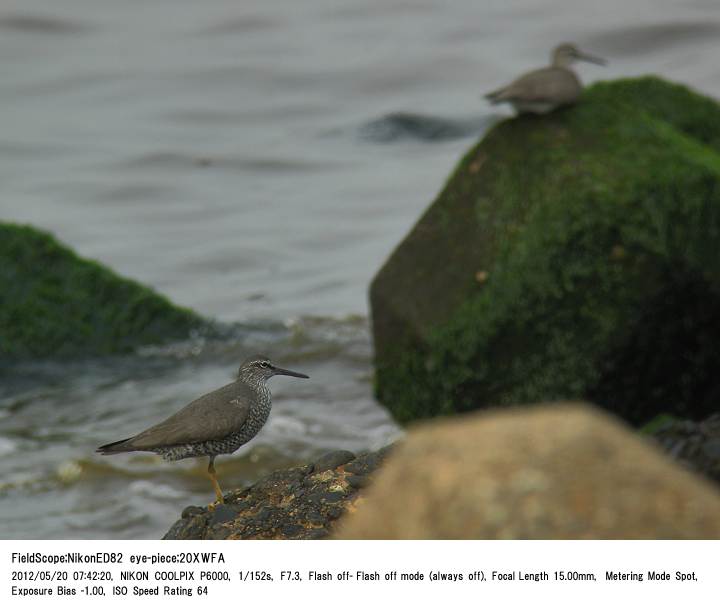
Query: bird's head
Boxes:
[
  {"xmin": 238, "ymin": 355, "xmax": 309, "ymax": 382},
  {"xmin": 553, "ymin": 43, "xmax": 606, "ymax": 68}
]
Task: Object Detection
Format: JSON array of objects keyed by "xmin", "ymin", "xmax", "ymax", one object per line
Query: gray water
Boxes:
[{"xmin": 1, "ymin": 0, "xmax": 719, "ymax": 538}]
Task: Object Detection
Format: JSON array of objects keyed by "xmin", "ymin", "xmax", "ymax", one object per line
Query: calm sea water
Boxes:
[{"xmin": 1, "ymin": 0, "xmax": 718, "ymax": 538}]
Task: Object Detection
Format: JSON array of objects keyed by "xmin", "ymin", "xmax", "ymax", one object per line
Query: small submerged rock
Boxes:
[
  {"xmin": 358, "ymin": 112, "xmax": 492, "ymax": 143},
  {"xmin": 162, "ymin": 447, "xmax": 392, "ymax": 540}
]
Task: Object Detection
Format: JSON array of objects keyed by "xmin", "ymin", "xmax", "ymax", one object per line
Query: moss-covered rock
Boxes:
[
  {"xmin": 370, "ymin": 76, "xmax": 720, "ymax": 425},
  {"xmin": 0, "ymin": 222, "xmax": 205, "ymax": 359}
]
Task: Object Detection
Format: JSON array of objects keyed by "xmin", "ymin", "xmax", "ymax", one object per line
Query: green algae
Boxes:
[
  {"xmin": 0, "ymin": 222, "xmax": 206, "ymax": 359},
  {"xmin": 371, "ymin": 76, "xmax": 720, "ymax": 425}
]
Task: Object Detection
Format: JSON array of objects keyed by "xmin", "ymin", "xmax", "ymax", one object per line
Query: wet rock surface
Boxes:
[
  {"xmin": 651, "ymin": 414, "xmax": 720, "ymax": 483},
  {"xmin": 162, "ymin": 447, "xmax": 392, "ymax": 540}
]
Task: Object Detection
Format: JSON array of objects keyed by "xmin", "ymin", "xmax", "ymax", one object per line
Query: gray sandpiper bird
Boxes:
[
  {"xmin": 485, "ymin": 43, "xmax": 606, "ymax": 114},
  {"xmin": 97, "ymin": 355, "xmax": 308, "ymax": 504}
]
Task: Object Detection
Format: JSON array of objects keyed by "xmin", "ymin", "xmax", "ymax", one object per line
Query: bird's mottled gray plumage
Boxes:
[
  {"xmin": 485, "ymin": 43, "xmax": 605, "ymax": 115},
  {"xmin": 97, "ymin": 355, "xmax": 305, "ymax": 461},
  {"xmin": 97, "ymin": 354, "xmax": 308, "ymax": 503},
  {"xmin": 486, "ymin": 67, "xmax": 582, "ymax": 112}
]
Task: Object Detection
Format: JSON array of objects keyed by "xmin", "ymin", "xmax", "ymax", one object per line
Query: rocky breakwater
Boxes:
[
  {"xmin": 0, "ymin": 222, "xmax": 206, "ymax": 359},
  {"xmin": 163, "ymin": 448, "xmax": 391, "ymax": 540},
  {"xmin": 370, "ymin": 76, "xmax": 720, "ymax": 425}
]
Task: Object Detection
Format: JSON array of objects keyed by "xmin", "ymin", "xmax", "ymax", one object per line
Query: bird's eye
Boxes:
[{"xmin": 259, "ymin": 361, "xmax": 271, "ymax": 368}]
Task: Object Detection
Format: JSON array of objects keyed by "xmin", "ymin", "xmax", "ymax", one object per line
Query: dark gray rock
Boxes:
[
  {"xmin": 181, "ymin": 505, "xmax": 205, "ymax": 519},
  {"xmin": 344, "ymin": 446, "xmax": 394, "ymax": 475},
  {"xmin": 306, "ymin": 511, "xmax": 325, "ymax": 525},
  {"xmin": 358, "ymin": 112, "xmax": 491, "ymax": 143},
  {"xmin": 312, "ymin": 450, "xmax": 356, "ymax": 473},
  {"xmin": 209, "ymin": 504, "xmax": 238, "ymax": 527},
  {"xmin": 702, "ymin": 439, "xmax": 720, "ymax": 460},
  {"xmin": 281, "ymin": 524, "xmax": 305, "ymax": 538},
  {"xmin": 162, "ymin": 514, "xmax": 208, "ymax": 540},
  {"xmin": 347, "ymin": 475, "xmax": 370, "ymax": 489},
  {"xmin": 162, "ymin": 447, "xmax": 388, "ymax": 540},
  {"xmin": 652, "ymin": 413, "xmax": 720, "ymax": 483},
  {"xmin": 326, "ymin": 506, "xmax": 344, "ymax": 521},
  {"xmin": 205, "ymin": 526, "xmax": 232, "ymax": 540}
]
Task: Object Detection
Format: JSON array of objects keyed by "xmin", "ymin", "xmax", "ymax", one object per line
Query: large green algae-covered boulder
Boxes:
[
  {"xmin": 371, "ymin": 77, "xmax": 720, "ymax": 425},
  {"xmin": 0, "ymin": 222, "xmax": 205, "ymax": 359}
]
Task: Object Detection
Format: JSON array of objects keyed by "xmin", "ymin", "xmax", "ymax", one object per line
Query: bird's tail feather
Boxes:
[{"xmin": 96, "ymin": 437, "xmax": 135, "ymax": 455}]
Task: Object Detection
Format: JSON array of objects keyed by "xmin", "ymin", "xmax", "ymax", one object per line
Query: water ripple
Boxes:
[
  {"xmin": 585, "ymin": 21, "xmax": 720, "ymax": 56},
  {"xmin": 0, "ymin": 13, "xmax": 93, "ymax": 35}
]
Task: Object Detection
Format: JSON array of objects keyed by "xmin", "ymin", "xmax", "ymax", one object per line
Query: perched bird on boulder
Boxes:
[
  {"xmin": 485, "ymin": 43, "xmax": 606, "ymax": 114},
  {"xmin": 97, "ymin": 355, "xmax": 308, "ymax": 504}
]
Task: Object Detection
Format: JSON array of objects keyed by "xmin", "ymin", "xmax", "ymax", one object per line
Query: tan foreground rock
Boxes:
[{"xmin": 335, "ymin": 403, "xmax": 720, "ymax": 539}]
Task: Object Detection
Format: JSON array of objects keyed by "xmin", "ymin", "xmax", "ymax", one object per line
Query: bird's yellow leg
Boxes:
[{"xmin": 207, "ymin": 457, "xmax": 224, "ymax": 505}]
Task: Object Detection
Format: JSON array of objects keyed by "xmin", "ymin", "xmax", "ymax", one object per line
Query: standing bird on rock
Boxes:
[
  {"xmin": 97, "ymin": 355, "xmax": 309, "ymax": 504},
  {"xmin": 485, "ymin": 43, "xmax": 606, "ymax": 115}
]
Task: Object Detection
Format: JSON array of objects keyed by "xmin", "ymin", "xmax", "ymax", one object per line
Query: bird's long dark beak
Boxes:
[
  {"xmin": 273, "ymin": 366, "xmax": 309, "ymax": 379},
  {"xmin": 578, "ymin": 51, "xmax": 606, "ymax": 66}
]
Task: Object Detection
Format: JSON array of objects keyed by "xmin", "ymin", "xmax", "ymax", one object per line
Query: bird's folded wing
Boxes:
[
  {"xmin": 126, "ymin": 382, "xmax": 252, "ymax": 449},
  {"xmin": 494, "ymin": 68, "xmax": 578, "ymax": 102}
]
